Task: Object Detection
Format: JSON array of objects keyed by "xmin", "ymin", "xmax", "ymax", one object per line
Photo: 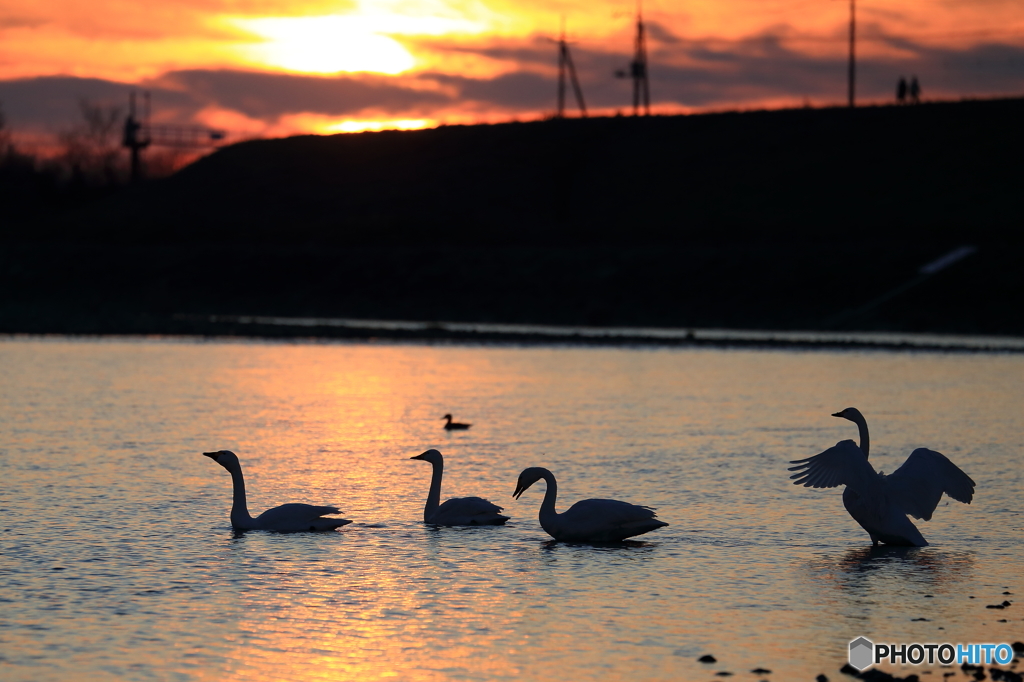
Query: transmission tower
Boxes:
[
  {"xmin": 122, "ymin": 91, "xmax": 151, "ymax": 183},
  {"xmin": 556, "ymin": 18, "xmax": 587, "ymax": 117},
  {"xmin": 615, "ymin": 2, "xmax": 650, "ymax": 115},
  {"xmin": 122, "ymin": 90, "xmax": 226, "ymax": 181}
]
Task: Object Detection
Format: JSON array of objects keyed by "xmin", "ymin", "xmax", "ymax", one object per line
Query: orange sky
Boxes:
[{"xmin": 1, "ymin": 0, "xmax": 1022, "ymax": 139}]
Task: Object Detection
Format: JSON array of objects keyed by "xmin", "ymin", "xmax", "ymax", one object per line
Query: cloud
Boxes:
[
  {"xmin": 2, "ymin": 32, "xmax": 1022, "ymax": 143},
  {"xmin": 156, "ymin": 70, "xmax": 450, "ymax": 118}
]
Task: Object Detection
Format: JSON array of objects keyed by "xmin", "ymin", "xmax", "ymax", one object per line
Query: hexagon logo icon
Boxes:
[{"xmin": 849, "ymin": 637, "xmax": 874, "ymax": 671}]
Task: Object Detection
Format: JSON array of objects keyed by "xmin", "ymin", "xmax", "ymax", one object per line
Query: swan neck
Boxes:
[
  {"xmin": 538, "ymin": 470, "xmax": 558, "ymax": 524},
  {"xmin": 853, "ymin": 414, "xmax": 870, "ymax": 459},
  {"xmin": 228, "ymin": 467, "xmax": 253, "ymax": 526},
  {"xmin": 424, "ymin": 459, "xmax": 443, "ymax": 522}
]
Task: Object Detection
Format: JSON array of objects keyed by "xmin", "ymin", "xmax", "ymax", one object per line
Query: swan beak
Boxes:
[
  {"xmin": 831, "ymin": 412, "xmax": 843, "ymax": 418},
  {"xmin": 410, "ymin": 453, "xmax": 424, "ymax": 460},
  {"xmin": 513, "ymin": 483, "xmax": 527, "ymax": 499},
  {"xmin": 202, "ymin": 451, "xmax": 219, "ymax": 460}
]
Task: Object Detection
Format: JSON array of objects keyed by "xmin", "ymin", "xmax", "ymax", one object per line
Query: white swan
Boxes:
[
  {"xmin": 442, "ymin": 414, "xmax": 471, "ymax": 430},
  {"xmin": 410, "ymin": 449, "xmax": 509, "ymax": 526},
  {"xmin": 788, "ymin": 408, "xmax": 975, "ymax": 546},
  {"xmin": 203, "ymin": 450, "xmax": 352, "ymax": 532},
  {"xmin": 512, "ymin": 466, "xmax": 668, "ymax": 542}
]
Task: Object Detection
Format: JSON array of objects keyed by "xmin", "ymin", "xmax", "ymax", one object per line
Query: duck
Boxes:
[
  {"xmin": 410, "ymin": 449, "xmax": 509, "ymax": 525},
  {"xmin": 203, "ymin": 450, "xmax": 352, "ymax": 532},
  {"xmin": 442, "ymin": 414, "xmax": 471, "ymax": 430},
  {"xmin": 513, "ymin": 466, "xmax": 668, "ymax": 542},
  {"xmin": 788, "ymin": 408, "xmax": 975, "ymax": 546}
]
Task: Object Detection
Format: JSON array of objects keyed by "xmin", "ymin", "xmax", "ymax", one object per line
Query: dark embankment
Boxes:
[{"xmin": 2, "ymin": 98, "xmax": 1023, "ymax": 339}]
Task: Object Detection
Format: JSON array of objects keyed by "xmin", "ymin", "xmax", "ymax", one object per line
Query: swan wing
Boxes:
[
  {"xmin": 428, "ymin": 497, "xmax": 509, "ymax": 526},
  {"xmin": 886, "ymin": 448, "xmax": 975, "ymax": 521},
  {"xmin": 789, "ymin": 439, "xmax": 878, "ymax": 495},
  {"xmin": 255, "ymin": 503, "xmax": 351, "ymax": 531},
  {"xmin": 556, "ymin": 499, "xmax": 666, "ymax": 540}
]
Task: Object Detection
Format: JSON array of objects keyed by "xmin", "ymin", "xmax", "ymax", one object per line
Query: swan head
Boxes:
[
  {"xmin": 203, "ymin": 450, "xmax": 240, "ymax": 471},
  {"xmin": 513, "ymin": 467, "xmax": 547, "ymax": 499},
  {"xmin": 410, "ymin": 449, "xmax": 443, "ymax": 465},
  {"xmin": 832, "ymin": 407, "xmax": 864, "ymax": 423},
  {"xmin": 441, "ymin": 414, "xmax": 452, "ymax": 421}
]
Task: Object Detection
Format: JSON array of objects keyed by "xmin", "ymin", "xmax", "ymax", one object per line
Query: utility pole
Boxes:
[
  {"xmin": 122, "ymin": 91, "xmax": 151, "ymax": 183},
  {"xmin": 122, "ymin": 91, "xmax": 226, "ymax": 182},
  {"xmin": 631, "ymin": 2, "xmax": 650, "ymax": 116},
  {"xmin": 848, "ymin": 0, "xmax": 856, "ymax": 108},
  {"xmin": 614, "ymin": 2, "xmax": 651, "ymax": 115},
  {"xmin": 556, "ymin": 17, "xmax": 587, "ymax": 118}
]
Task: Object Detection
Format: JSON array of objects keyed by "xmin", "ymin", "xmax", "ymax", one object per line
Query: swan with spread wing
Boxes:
[
  {"xmin": 788, "ymin": 408, "xmax": 975, "ymax": 546},
  {"xmin": 410, "ymin": 449, "xmax": 509, "ymax": 526},
  {"xmin": 204, "ymin": 450, "xmax": 352, "ymax": 532},
  {"xmin": 513, "ymin": 466, "xmax": 668, "ymax": 542}
]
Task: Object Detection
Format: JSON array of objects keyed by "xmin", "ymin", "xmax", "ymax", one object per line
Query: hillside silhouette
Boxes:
[{"xmin": 2, "ymin": 97, "xmax": 1023, "ymax": 338}]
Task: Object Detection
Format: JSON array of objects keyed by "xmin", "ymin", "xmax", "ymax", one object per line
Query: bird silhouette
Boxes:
[
  {"xmin": 789, "ymin": 408, "xmax": 974, "ymax": 546},
  {"xmin": 410, "ymin": 449, "xmax": 508, "ymax": 526},
  {"xmin": 442, "ymin": 414, "xmax": 471, "ymax": 430},
  {"xmin": 203, "ymin": 450, "xmax": 352, "ymax": 531},
  {"xmin": 513, "ymin": 466, "xmax": 667, "ymax": 542}
]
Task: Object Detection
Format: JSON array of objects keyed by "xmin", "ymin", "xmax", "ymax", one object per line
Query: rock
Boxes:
[
  {"xmin": 1013, "ymin": 642, "xmax": 1024, "ymax": 654},
  {"xmin": 989, "ymin": 668, "xmax": 1022, "ymax": 682},
  {"xmin": 699, "ymin": 655, "xmax": 717, "ymax": 663},
  {"xmin": 752, "ymin": 668, "xmax": 772, "ymax": 674},
  {"xmin": 817, "ymin": 675, "xmax": 830, "ymax": 682}
]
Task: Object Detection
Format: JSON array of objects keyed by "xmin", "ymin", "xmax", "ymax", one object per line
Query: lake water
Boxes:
[{"xmin": 1, "ymin": 337, "xmax": 1022, "ymax": 681}]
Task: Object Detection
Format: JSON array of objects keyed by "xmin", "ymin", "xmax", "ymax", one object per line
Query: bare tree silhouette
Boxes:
[
  {"xmin": 0, "ymin": 101, "xmax": 9, "ymax": 158},
  {"xmin": 58, "ymin": 98, "xmax": 126, "ymax": 185}
]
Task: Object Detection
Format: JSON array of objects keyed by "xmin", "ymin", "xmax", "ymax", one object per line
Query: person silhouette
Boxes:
[
  {"xmin": 896, "ymin": 77, "xmax": 907, "ymax": 105},
  {"xmin": 909, "ymin": 76, "xmax": 921, "ymax": 104}
]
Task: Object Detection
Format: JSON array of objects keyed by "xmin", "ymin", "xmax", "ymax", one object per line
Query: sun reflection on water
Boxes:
[{"xmin": 0, "ymin": 339, "xmax": 1021, "ymax": 680}]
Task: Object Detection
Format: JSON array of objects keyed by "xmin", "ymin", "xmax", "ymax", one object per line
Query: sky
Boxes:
[{"xmin": 0, "ymin": 0, "xmax": 1022, "ymax": 145}]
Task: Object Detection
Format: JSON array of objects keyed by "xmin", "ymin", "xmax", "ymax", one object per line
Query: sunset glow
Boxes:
[
  {"xmin": 1, "ymin": 0, "xmax": 1022, "ymax": 143},
  {"xmin": 228, "ymin": 2, "xmax": 500, "ymax": 75}
]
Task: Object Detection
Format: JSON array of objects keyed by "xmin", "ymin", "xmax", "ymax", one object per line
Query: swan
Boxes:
[
  {"xmin": 788, "ymin": 408, "xmax": 975, "ymax": 546},
  {"xmin": 513, "ymin": 467, "xmax": 668, "ymax": 542},
  {"xmin": 203, "ymin": 450, "xmax": 352, "ymax": 532},
  {"xmin": 442, "ymin": 414, "xmax": 471, "ymax": 430},
  {"xmin": 410, "ymin": 449, "xmax": 509, "ymax": 525}
]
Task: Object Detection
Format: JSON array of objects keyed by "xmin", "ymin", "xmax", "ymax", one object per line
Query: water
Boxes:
[{"xmin": 1, "ymin": 337, "xmax": 1021, "ymax": 681}]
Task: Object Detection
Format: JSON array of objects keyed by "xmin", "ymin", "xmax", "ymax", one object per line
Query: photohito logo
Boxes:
[{"xmin": 848, "ymin": 637, "xmax": 1015, "ymax": 671}]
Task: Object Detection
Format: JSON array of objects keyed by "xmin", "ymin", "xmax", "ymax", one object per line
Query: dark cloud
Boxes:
[
  {"xmin": 0, "ymin": 77, "xmax": 191, "ymax": 130},
  {"xmin": 156, "ymin": 69, "xmax": 450, "ymax": 118},
  {"xmin": 426, "ymin": 71, "xmax": 553, "ymax": 109},
  {"xmin": 407, "ymin": 35, "xmax": 555, "ymax": 69}
]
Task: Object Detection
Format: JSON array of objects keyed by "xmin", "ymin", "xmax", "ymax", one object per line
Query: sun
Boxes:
[
  {"xmin": 227, "ymin": 2, "xmax": 499, "ymax": 76},
  {"xmin": 232, "ymin": 15, "xmax": 416, "ymax": 75}
]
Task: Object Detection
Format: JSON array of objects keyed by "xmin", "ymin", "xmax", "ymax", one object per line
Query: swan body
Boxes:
[
  {"xmin": 410, "ymin": 449, "xmax": 508, "ymax": 526},
  {"xmin": 513, "ymin": 466, "xmax": 668, "ymax": 542},
  {"xmin": 788, "ymin": 408, "xmax": 975, "ymax": 546},
  {"xmin": 203, "ymin": 450, "xmax": 352, "ymax": 532},
  {"xmin": 442, "ymin": 414, "xmax": 471, "ymax": 430}
]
